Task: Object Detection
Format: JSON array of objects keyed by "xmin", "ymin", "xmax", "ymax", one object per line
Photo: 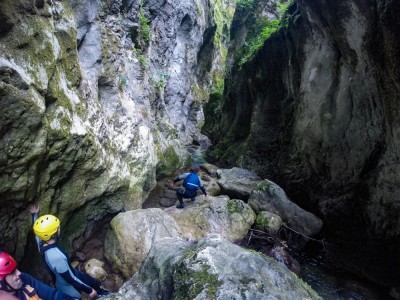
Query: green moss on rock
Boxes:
[
  {"xmin": 174, "ymin": 264, "xmax": 221, "ymax": 299},
  {"xmin": 227, "ymin": 199, "xmax": 242, "ymax": 214},
  {"xmin": 156, "ymin": 145, "xmax": 180, "ymax": 176},
  {"xmin": 255, "ymin": 180, "xmax": 272, "ymax": 191}
]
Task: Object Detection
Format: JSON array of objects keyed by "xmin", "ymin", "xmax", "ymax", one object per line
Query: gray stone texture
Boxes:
[{"xmin": 210, "ymin": 0, "xmax": 400, "ymax": 286}]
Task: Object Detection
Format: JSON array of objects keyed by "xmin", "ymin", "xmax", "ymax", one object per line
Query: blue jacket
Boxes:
[
  {"xmin": 17, "ymin": 272, "xmax": 75, "ymax": 300},
  {"xmin": 174, "ymin": 172, "xmax": 207, "ymax": 195}
]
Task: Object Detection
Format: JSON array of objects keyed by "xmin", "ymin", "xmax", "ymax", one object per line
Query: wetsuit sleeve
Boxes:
[
  {"xmin": 31, "ymin": 213, "xmax": 42, "ymax": 253},
  {"xmin": 51, "ymin": 254, "xmax": 93, "ymax": 294},
  {"xmin": 198, "ymin": 177, "xmax": 207, "ymax": 195},
  {"xmin": 20, "ymin": 272, "xmax": 60, "ymax": 300},
  {"xmin": 200, "ymin": 186, "xmax": 207, "ymax": 195},
  {"xmin": 173, "ymin": 173, "xmax": 189, "ymax": 183}
]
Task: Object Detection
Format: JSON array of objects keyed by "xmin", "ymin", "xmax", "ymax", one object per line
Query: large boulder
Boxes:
[
  {"xmin": 101, "ymin": 235, "xmax": 321, "ymax": 299},
  {"xmin": 105, "ymin": 195, "xmax": 255, "ymax": 279},
  {"xmin": 249, "ymin": 180, "xmax": 323, "ymax": 238},
  {"xmin": 165, "ymin": 195, "xmax": 256, "ymax": 243},
  {"xmin": 104, "ymin": 208, "xmax": 181, "ymax": 279},
  {"xmin": 217, "ymin": 167, "xmax": 261, "ymax": 201}
]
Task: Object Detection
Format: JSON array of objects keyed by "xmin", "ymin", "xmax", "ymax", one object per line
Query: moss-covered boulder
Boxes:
[
  {"xmin": 255, "ymin": 210, "xmax": 283, "ymax": 236},
  {"xmin": 249, "ymin": 179, "xmax": 323, "ymax": 239},
  {"xmin": 165, "ymin": 195, "xmax": 255, "ymax": 243},
  {"xmin": 102, "ymin": 235, "xmax": 321, "ymax": 299},
  {"xmin": 104, "ymin": 208, "xmax": 182, "ymax": 279}
]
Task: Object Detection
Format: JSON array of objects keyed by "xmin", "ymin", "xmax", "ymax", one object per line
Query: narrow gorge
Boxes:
[{"xmin": 0, "ymin": 0, "xmax": 399, "ymax": 299}]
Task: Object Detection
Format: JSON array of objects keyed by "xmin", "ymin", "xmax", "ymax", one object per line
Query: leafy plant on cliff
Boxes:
[
  {"xmin": 139, "ymin": 9, "xmax": 151, "ymax": 45},
  {"xmin": 135, "ymin": 48, "xmax": 147, "ymax": 71},
  {"xmin": 238, "ymin": 18, "xmax": 280, "ymax": 67},
  {"xmin": 131, "ymin": 8, "xmax": 151, "ymax": 52},
  {"xmin": 235, "ymin": 0, "xmax": 295, "ymax": 68},
  {"xmin": 154, "ymin": 71, "xmax": 169, "ymax": 90},
  {"xmin": 118, "ymin": 74, "xmax": 127, "ymax": 90}
]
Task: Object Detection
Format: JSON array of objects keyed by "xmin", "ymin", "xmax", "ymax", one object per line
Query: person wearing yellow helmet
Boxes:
[
  {"xmin": 28, "ymin": 204, "xmax": 109, "ymax": 299},
  {"xmin": 32, "ymin": 215, "xmax": 60, "ymax": 242}
]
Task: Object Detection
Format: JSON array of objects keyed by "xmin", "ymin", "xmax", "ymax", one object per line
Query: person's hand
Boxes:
[
  {"xmin": 89, "ymin": 289, "xmax": 97, "ymax": 299},
  {"xmin": 27, "ymin": 203, "xmax": 39, "ymax": 214}
]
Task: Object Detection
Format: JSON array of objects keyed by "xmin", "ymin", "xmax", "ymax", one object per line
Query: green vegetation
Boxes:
[
  {"xmin": 156, "ymin": 145, "xmax": 180, "ymax": 176},
  {"xmin": 135, "ymin": 49, "xmax": 147, "ymax": 71},
  {"xmin": 208, "ymin": 133, "xmax": 246, "ymax": 165},
  {"xmin": 139, "ymin": 9, "xmax": 151, "ymax": 45},
  {"xmin": 130, "ymin": 7, "xmax": 151, "ymax": 73},
  {"xmin": 174, "ymin": 264, "xmax": 221, "ymax": 299},
  {"xmin": 192, "ymin": 83, "xmax": 209, "ymax": 105},
  {"xmin": 118, "ymin": 74, "xmax": 127, "ymax": 90},
  {"xmin": 154, "ymin": 71, "xmax": 169, "ymax": 90},
  {"xmin": 238, "ymin": 18, "xmax": 280, "ymax": 67},
  {"xmin": 227, "ymin": 200, "xmax": 242, "ymax": 214},
  {"xmin": 236, "ymin": 0, "xmax": 253, "ymax": 9},
  {"xmin": 255, "ymin": 212, "xmax": 270, "ymax": 229},
  {"xmin": 255, "ymin": 180, "xmax": 272, "ymax": 191},
  {"xmin": 235, "ymin": 0, "xmax": 295, "ymax": 68}
]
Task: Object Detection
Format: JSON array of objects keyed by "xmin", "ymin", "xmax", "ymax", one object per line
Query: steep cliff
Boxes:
[
  {"xmin": 209, "ymin": 0, "xmax": 400, "ymax": 286},
  {"xmin": 0, "ymin": 0, "xmax": 231, "ymax": 262}
]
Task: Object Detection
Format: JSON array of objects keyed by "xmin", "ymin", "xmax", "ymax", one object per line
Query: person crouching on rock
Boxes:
[{"xmin": 172, "ymin": 165, "xmax": 207, "ymax": 209}]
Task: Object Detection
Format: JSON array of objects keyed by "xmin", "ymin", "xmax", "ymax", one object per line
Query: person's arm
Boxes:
[
  {"xmin": 50, "ymin": 252, "xmax": 93, "ymax": 295},
  {"xmin": 20, "ymin": 272, "xmax": 60, "ymax": 300},
  {"xmin": 173, "ymin": 173, "xmax": 189, "ymax": 184},
  {"xmin": 27, "ymin": 203, "xmax": 41, "ymax": 252},
  {"xmin": 198, "ymin": 177, "xmax": 207, "ymax": 196}
]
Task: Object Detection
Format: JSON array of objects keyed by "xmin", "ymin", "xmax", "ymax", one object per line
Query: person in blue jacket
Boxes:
[
  {"xmin": 172, "ymin": 165, "xmax": 207, "ymax": 209},
  {"xmin": 27, "ymin": 205, "xmax": 109, "ymax": 299},
  {"xmin": 0, "ymin": 250, "xmax": 75, "ymax": 300}
]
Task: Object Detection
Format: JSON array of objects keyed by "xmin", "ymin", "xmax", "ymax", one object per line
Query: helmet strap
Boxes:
[{"xmin": 0, "ymin": 278, "xmax": 17, "ymax": 293}]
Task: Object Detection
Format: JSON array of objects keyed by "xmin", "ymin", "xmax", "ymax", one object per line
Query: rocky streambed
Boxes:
[{"xmin": 75, "ymin": 164, "xmax": 393, "ymax": 299}]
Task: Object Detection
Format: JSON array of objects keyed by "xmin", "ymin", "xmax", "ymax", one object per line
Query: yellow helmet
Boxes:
[{"xmin": 33, "ymin": 214, "xmax": 60, "ymax": 241}]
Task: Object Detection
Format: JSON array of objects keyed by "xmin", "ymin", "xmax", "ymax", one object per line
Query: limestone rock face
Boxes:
[
  {"xmin": 101, "ymin": 235, "xmax": 321, "ymax": 300},
  {"xmin": 0, "ymin": 0, "xmax": 229, "ymax": 261},
  {"xmin": 104, "ymin": 208, "xmax": 181, "ymax": 279},
  {"xmin": 208, "ymin": 0, "xmax": 400, "ymax": 285}
]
